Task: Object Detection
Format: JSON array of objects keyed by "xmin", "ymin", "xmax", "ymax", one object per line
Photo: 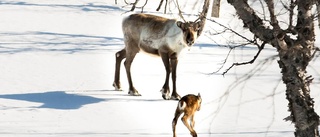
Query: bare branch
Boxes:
[
  {"xmin": 264, "ymin": 0, "xmax": 280, "ymax": 30},
  {"xmin": 205, "ymin": 17, "xmax": 268, "ymax": 75},
  {"xmin": 127, "ymin": 0, "xmax": 139, "ymax": 11},
  {"xmin": 123, "ymin": 0, "xmax": 148, "ymax": 12},
  {"xmin": 210, "ymin": 47, "xmax": 233, "ymax": 74},
  {"xmin": 222, "ymin": 42, "xmax": 266, "ymax": 76},
  {"xmin": 259, "ymin": 0, "xmax": 267, "ymax": 20},
  {"xmin": 289, "ymin": 0, "xmax": 297, "ymax": 31},
  {"xmin": 280, "ymin": 0, "xmax": 297, "ymax": 33},
  {"xmin": 176, "ymin": 0, "xmax": 186, "ymax": 22},
  {"xmin": 140, "ymin": 0, "xmax": 148, "ymax": 13},
  {"xmin": 208, "ymin": 42, "xmax": 252, "ymax": 75},
  {"xmin": 311, "ymin": 46, "xmax": 320, "ymax": 59},
  {"xmin": 156, "ymin": 0, "xmax": 164, "ymax": 11},
  {"xmin": 207, "ymin": 18, "xmax": 254, "ymax": 43},
  {"xmin": 206, "ymin": 54, "xmax": 278, "ymax": 128},
  {"xmin": 204, "ymin": 29, "xmax": 227, "ymax": 36},
  {"xmin": 157, "ymin": 0, "xmax": 168, "ymax": 13}
]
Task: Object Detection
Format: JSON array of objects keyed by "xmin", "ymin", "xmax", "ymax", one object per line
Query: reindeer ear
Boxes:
[
  {"xmin": 176, "ymin": 21, "xmax": 184, "ymax": 28},
  {"xmin": 198, "ymin": 93, "xmax": 201, "ymax": 98},
  {"xmin": 195, "ymin": 21, "xmax": 201, "ymax": 30}
]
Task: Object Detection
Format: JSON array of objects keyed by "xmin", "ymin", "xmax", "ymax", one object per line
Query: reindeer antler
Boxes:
[
  {"xmin": 176, "ymin": 0, "xmax": 186, "ymax": 22},
  {"xmin": 195, "ymin": 0, "xmax": 210, "ymax": 37},
  {"xmin": 194, "ymin": 13, "xmax": 204, "ymax": 22}
]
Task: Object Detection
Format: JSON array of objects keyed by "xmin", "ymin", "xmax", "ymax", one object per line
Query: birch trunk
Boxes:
[{"xmin": 227, "ymin": 0, "xmax": 319, "ymax": 136}]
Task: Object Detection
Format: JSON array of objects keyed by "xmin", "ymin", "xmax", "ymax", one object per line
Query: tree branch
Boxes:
[
  {"xmin": 265, "ymin": 0, "xmax": 280, "ymax": 30},
  {"xmin": 123, "ymin": 0, "xmax": 148, "ymax": 12},
  {"xmin": 227, "ymin": 0, "xmax": 275, "ymax": 44},
  {"xmin": 207, "ymin": 18, "xmax": 254, "ymax": 43},
  {"xmin": 222, "ymin": 42, "xmax": 266, "ymax": 76},
  {"xmin": 176, "ymin": 0, "xmax": 186, "ymax": 22},
  {"xmin": 156, "ymin": 0, "xmax": 165, "ymax": 11},
  {"xmin": 286, "ymin": 0, "xmax": 297, "ymax": 32}
]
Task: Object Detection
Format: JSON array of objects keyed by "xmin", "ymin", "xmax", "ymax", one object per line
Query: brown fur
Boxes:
[
  {"xmin": 113, "ymin": 13, "xmax": 201, "ymax": 100},
  {"xmin": 172, "ymin": 93, "xmax": 202, "ymax": 137}
]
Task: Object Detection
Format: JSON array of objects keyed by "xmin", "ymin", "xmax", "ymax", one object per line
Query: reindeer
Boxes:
[
  {"xmin": 172, "ymin": 93, "xmax": 202, "ymax": 137},
  {"xmin": 113, "ymin": 13, "xmax": 201, "ymax": 100}
]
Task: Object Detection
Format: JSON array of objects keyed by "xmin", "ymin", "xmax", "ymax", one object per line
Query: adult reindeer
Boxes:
[{"xmin": 113, "ymin": 0, "xmax": 209, "ymax": 100}]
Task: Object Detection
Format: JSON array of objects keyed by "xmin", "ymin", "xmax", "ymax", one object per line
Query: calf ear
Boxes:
[
  {"xmin": 198, "ymin": 93, "xmax": 201, "ymax": 98},
  {"xmin": 176, "ymin": 21, "xmax": 184, "ymax": 28}
]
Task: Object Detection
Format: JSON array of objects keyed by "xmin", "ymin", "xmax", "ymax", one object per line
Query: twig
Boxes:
[
  {"xmin": 207, "ymin": 54, "xmax": 277, "ymax": 130},
  {"xmin": 222, "ymin": 42, "xmax": 266, "ymax": 76},
  {"xmin": 123, "ymin": 0, "xmax": 148, "ymax": 12},
  {"xmin": 209, "ymin": 42, "xmax": 254, "ymax": 75},
  {"xmin": 156, "ymin": 0, "xmax": 164, "ymax": 11},
  {"xmin": 207, "ymin": 18, "xmax": 254, "ymax": 43},
  {"xmin": 140, "ymin": 0, "xmax": 148, "ymax": 13},
  {"xmin": 176, "ymin": 0, "xmax": 186, "ymax": 22},
  {"xmin": 211, "ymin": 48, "xmax": 233, "ymax": 74},
  {"xmin": 310, "ymin": 47, "xmax": 320, "ymax": 60}
]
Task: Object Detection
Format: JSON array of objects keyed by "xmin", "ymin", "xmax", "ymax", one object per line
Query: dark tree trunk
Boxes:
[
  {"xmin": 211, "ymin": 0, "xmax": 220, "ymax": 17},
  {"xmin": 227, "ymin": 0, "xmax": 319, "ymax": 136}
]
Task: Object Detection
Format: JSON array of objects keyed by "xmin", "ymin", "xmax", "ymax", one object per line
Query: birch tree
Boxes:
[{"xmin": 226, "ymin": 0, "xmax": 320, "ymax": 136}]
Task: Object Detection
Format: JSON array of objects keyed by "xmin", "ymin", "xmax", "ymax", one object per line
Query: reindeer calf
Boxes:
[{"xmin": 172, "ymin": 93, "xmax": 202, "ymax": 137}]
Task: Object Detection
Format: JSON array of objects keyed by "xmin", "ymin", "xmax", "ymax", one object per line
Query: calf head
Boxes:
[
  {"xmin": 196, "ymin": 93, "xmax": 202, "ymax": 111},
  {"xmin": 177, "ymin": 21, "xmax": 201, "ymax": 46}
]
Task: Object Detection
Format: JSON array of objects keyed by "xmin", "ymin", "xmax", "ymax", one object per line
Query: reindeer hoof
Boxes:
[
  {"xmin": 128, "ymin": 89, "xmax": 141, "ymax": 96},
  {"xmin": 191, "ymin": 131, "xmax": 197, "ymax": 137},
  {"xmin": 113, "ymin": 82, "xmax": 122, "ymax": 91},
  {"xmin": 170, "ymin": 94, "xmax": 181, "ymax": 100},
  {"xmin": 160, "ymin": 88, "xmax": 170, "ymax": 100}
]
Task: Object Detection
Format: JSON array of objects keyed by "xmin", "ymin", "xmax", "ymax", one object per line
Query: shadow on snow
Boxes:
[
  {"xmin": 0, "ymin": 90, "xmax": 170, "ymax": 110},
  {"xmin": 0, "ymin": 1, "xmax": 124, "ymax": 13},
  {"xmin": 0, "ymin": 31, "xmax": 123, "ymax": 54},
  {"xmin": 0, "ymin": 91, "xmax": 105, "ymax": 109}
]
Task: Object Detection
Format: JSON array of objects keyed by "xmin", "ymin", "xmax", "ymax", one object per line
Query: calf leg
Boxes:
[
  {"xmin": 113, "ymin": 49, "xmax": 126, "ymax": 90},
  {"xmin": 190, "ymin": 115, "xmax": 195, "ymax": 129},
  {"xmin": 181, "ymin": 114, "xmax": 197, "ymax": 137},
  {"xmin": 172, "ymin": 108, "xmax": 183, "ymax": 137}
]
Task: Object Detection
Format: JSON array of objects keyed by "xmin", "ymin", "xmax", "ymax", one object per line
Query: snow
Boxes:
[{"xmin": 0, "ymin": 0, "xmax": 319, "ymax": 137}]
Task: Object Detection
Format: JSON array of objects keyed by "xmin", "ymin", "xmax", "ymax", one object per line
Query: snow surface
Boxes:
[{"xmin": 0, "ymin": 0, "xmax": 319, "ymax": 137}]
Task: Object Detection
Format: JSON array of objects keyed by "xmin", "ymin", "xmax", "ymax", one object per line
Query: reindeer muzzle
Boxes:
[{"xmin": 187, "ymin": 40, "xmax": 194, "ymax": 46}]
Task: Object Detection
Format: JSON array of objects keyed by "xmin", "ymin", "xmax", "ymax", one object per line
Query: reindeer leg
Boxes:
[
  {"xmin": 172, "ymin": 107, "xmax": 183, "ymax": 137},
  {"xmin": 181, "ymin": 114, "xmax": 197, "ymax": 137},
  {"xmin": 159, "ymin": 51, "xmax": 171, "ymax": 100},
  {"xmin": 190, "ymin": 114, "xmax": 195, "ymax": 129},
  {"xmin": 113, "ymin": 49, "xmax": 126, "ymax": 90},
  {"xmin": 170, "ymin": 53, "xmax": 181, "ymax": 100},
  {"xmin": 124, "ymin": 46, "xmax": 140, "ymax": 96}
]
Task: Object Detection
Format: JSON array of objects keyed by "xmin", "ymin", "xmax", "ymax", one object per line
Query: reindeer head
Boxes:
[
  {"xmin": 177, "ymin": 21, "xmax": 201, "ymax": 46},
  {"xmin": 175, "ymin": 0, "xmax": 202, "ymax": 47}
]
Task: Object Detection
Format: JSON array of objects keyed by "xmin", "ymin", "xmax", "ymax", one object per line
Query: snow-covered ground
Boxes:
[{"xmin": 0, "ymin": 0, "xmax": 319, "ymax": 137}]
